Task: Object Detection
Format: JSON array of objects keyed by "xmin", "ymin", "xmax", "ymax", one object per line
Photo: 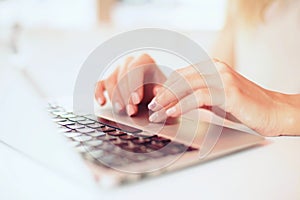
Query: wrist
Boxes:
[{"xmin": 273, "ymin": 93, "xmax": 300, "ymax": 136}]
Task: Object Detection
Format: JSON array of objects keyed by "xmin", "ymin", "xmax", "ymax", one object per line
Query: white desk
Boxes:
[
  {"xmin": 1, "ymin": 136, "xmax": 300, "ymax": 200},
  {"xmin": 1, "ymin": 28, "xmax": 299, "ymax": 200}
]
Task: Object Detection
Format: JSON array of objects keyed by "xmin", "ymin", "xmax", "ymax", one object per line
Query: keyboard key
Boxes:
[
  {"xmin": 66, "ymin": 124, "xmax": 85, "ymax": 129},
  {"xmin": 97, "ymin": 126, "xmax": 116, "ymax": 132},
  {"xmin": 59, "ymin": 128, "xmax": 73, "ymax": 133},
  {"xmin": 97, "ymin": 134, "xmax": 117, "ymax": 141},
  {"xmin": 88, "ymin": 149, "xmax": 105, "ymax": 158},
  {"xmin": 128, "ymin": 146, "xmax": 150, "ymax": 154},
  {"xmin": 136, "ymin": 132, "xmax": 157, "ymax": 138},
  {"xmin": 146, "ymin": 143, "xmax": 164, "ymax": 151},
  {"xmin": 152, "ymin": 136, "xmax": 171, "ymax": 144},
  {"xmin": 49, "ymin": 109, "xmax": 60, "ymax": 114},
  {"xmin": 87, "ymin": 123, "xmax": 105, "ymax": 129},
  {"xmin": 107, "ymin": 131, "xmax": 126, "ymax": 137},
  {"xmin": 161, "ymin": 143, "xmax": 186, "ymax": 155},
  {"xmin": 112, "ymin": 139, "xmax": 129, "ymax": 146},
  {"xmin": 98, "ymin": 154, "xmax": 122, "ymax": 166},
  {"xmin": 86, "ymin": 131, "xmax": 106, "ymax": 137},
  {"xmin": 109, "ymin": 145, "xmax": 123, "ymax": 154},
  {"xmin": 150, "ymin": 141, "xmax": 168, "ymax": 148},
  {"xmin": 76, "ymin": 145, "xmax": 92, "ymax": 153},
  {"xmin": 123, "ymin": 152, "xmax": 149, "ymax": 162},
  {"xmin": 60, "ymin": 113, "xmax": 77, "ymax": 119},
  {"xmin": 64, "ymin": 132, "xmax": 82, "ymax": 138},
  {"xmin": 76, "ymin": 127, "xmax": 95, "ymax": 134},
  {"xmin": 78, "ymin": 120, "xmax": 96, "ymax": 125},
  {"xmin": 84, "ymin": 140, "xmax": 104, "ymax": 147},
  {"xmin": 131, "ymin": 137, "xmax": 152, "ymax": 145},
  {"xmin": 140, "ymin": 145, "xmax": 155, "ymax": 153},
  {"xmin": 52, "ymin": 111, "xmax": 68, "ymax": 116},
  {"xmin": 100, "ymin": 142, "xmax": 116, "ymax": 151},
  {"xmin": 58, "ymin": 120, "xmax": 75, "ymax": 126},
  {"xmin": 52, "ymin": 117, "xmax": 67, "ymax": 122},
  {"xmin": 68, "ymin": 116, "xmax": 86, "ymax": 122},
  {"xmin": 119, "ymin": 134, "xmax": 138, "ymax": 140},
  {"xmin": 116, "ymin": 141, "xmax": 149, "ymax": 153},
  {"xmin": 83, "ymin": 115, "xmax": 98, "ymax": 121},
  {"xmin": 73, "ymin": 135, "xmax": 93, "ymax": 142}
]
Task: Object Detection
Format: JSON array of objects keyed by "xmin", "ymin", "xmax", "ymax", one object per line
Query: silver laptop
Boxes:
[{"xmin": 0, "ymin": 66, "xmax": 265, "ymax": 187}]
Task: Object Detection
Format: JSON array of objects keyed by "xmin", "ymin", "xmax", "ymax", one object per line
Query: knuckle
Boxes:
[
  {"xmin": 221, "ymin": 70, "xmax": 235, "ymax": 85},
  {"xmin": 158, "ymin": 89, "xmax": 173, "ymax": 102},
  {"xmin": 194, "ymin": 89, "xmax": 209, "ymax": 106},
  {"xmin": 176, "ymin": 67, "xmax": 186, "ymax": 74},
  {"xmin": 125, "ymin": 56, "xmax": 134, "ymax": 63},
  {"xmin": 139, "ymin": 53, "xmax": 155, "ymax": 63},
  {"xmin": 176, "ymin": 66, "xmax": 191, "ymax": 77},
  {"xmin": 123, "ymin": 57, "xmax": 134, "ymax": 70},
  {"xmin": 169, "ymin": 71, "xmax": 181, "ymax": 81},
  {"xmin": 216, "ymin": 62, "xmax": 229, "ymax": 73}
]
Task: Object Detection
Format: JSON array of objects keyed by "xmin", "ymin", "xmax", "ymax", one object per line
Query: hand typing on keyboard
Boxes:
[
  {"xmin": 95, "ymin": 53, "xmax": 300, "ymax": 136},
  {"xmin": 95, "ymin": 54, "xmax": 166, "ymax": 116}
]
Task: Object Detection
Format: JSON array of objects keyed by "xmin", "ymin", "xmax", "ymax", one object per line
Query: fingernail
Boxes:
[
  {"xmin": 166, "ymin": 107, "xmax": 176, "ymax": 116},
  {"xmin": 97, "ymin": 97, "xmax": 104, "ymax": 105},
  {"xmin": 131, "ymin": 92, "xmax": 140, "ymax": 105},
  {"xmin": 148, "ymin": 98, "xmax": 157, "ymax": 110},
  {"xmin": 149, "ymin": 112, "xmax": 158, "ymax": 122},
  {"xmin": 126, "ymin": 104, "xmax": 135, "ymax": 116},
  {"xmin": 114, "ymin": 102, "xmax": 122, "ymax": 113}
]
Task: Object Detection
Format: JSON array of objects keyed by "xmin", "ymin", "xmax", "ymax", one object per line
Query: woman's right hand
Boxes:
[{"xmin": 95, "ymin": 54, "xmax": 166, "ymax": 116}]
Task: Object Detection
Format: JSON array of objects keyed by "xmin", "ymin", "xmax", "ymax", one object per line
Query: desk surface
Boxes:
[
  {"xmin": 1, "ymin": 136, "xmax": 300, "ymax": 200},
  {"xmin": 1, "ymin": 28, "xmax": 300, "ymax": 200}
]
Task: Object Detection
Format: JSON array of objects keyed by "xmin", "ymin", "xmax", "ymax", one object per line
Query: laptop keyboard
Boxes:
[{"xmin": 48, "ymin": 103, "xmax": 197, "ymax": 168}]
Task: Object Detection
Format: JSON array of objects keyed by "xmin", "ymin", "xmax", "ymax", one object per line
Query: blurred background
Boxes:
[{"xmin": 0, "ymin": 0, "xmax": 226, "ymax": 98}]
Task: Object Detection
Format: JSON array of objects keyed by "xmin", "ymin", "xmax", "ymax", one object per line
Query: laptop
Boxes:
[{"xmin": 0, "ymin": 65, "xmax": 265, "ymax": 187}]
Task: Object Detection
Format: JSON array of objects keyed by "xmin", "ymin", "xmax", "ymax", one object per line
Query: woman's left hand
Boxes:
[{"xmin": 147, "ymin": 60, "xmax": 290, "ymax": 136}]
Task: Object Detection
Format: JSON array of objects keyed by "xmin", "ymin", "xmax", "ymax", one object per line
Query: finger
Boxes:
[
  {"xmin": 161, "ymin": 66, "xmax": 194, "ymax": 91},
  {"xmin": 95, "ymin": 80, "xmax": 106, "ymax": 106},
  {"xmin": 149, "ymin": 72, "xmax": 202, "ymax": 112},
  {"xmin": 126, "ymin": 104, "xmax": 138, "ymax": 117},
  {"xmin": 110, "ymin": 57, "xmax": 134, "ymax": 115},
  {"xmin": 149, "ymin": 70, "xmax": 223, "ymax": 112},
  {"xmin": 153, "ymin": 85, "xmax": 162, "ymax": 96},
  {"xmin": 117, "ymin": 57, "xmax": 134, "ymax": 106},
  {"xmin": 105, "ymin": 66, "xmax": 118, "ymax": 100},
  {"xmin": 149, "ymin": 108, "xmax": 168, "ymax": 123},
  {"xmin": 128, "ymin": 54, "xmax": 155, "ymax": 105},
  {"xmin": 148, "ymin": 66, "xmax": 198, "ymax": 111},
  {"xmin": 160, "ymin": 59, "xmax": 222, "ymax": 94},
  {"xmin": 105, "ymin": 67, "xmax": 125, "ymax": 113},
  {"xmin": 148, "ymin": 101, "xmax": 177, "ymax": 123},
  {"xmin": 165, "ymin": 88, "xmax": 224, "ymax": 117},
  {"xmin": 161, "ymin": 60, "xmax": 215, "ymax": 89},
  {"xmin": 111, "ymin": 84, "xmax": 125, "ymax": 113}
]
